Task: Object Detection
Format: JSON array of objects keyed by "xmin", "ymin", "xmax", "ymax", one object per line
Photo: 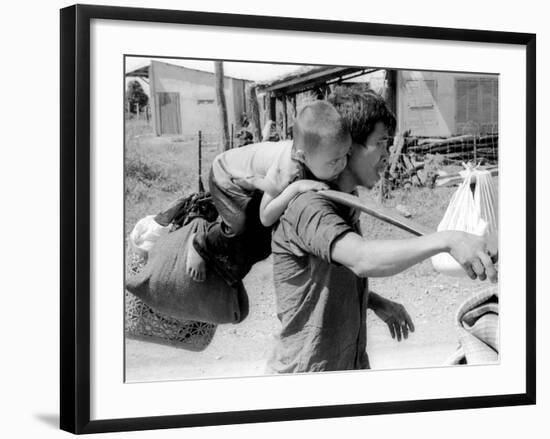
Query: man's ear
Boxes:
[{"xmin": 293, "ymin": 149, "xmax": 306, "ymax": 164}]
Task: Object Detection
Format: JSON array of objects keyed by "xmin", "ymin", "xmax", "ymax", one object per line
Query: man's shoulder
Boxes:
[
  {"xmin": 279, "ymin": 192, "xmax": 342, "ymax": 227},
  {"xmin": 288, "ymin": 191, "xmax": 338, "ymax": 212},
  {"xmin": 274, "ymin": 191, "xmax": 354, "ymax": 262}
]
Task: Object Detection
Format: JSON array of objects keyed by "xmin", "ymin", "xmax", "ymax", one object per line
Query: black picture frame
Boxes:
[{"xmin": 60, "ymin": 4, "xmax": 536, "ymax": 434}]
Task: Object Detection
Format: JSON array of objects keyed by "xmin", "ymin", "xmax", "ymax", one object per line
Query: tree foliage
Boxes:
[{"xmin": 126, "ymin": 80, "xmax": 149, "ymax": 113}]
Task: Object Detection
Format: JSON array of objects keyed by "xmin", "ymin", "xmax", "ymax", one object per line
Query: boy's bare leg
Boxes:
[{"xmin": 186, "ymin": 233, "xmax": 206, "ymax": 282}]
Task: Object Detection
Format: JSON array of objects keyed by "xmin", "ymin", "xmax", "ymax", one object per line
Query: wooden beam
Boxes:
[
  {"xmin": 269, "ymin": 96, "xmax": 276, "ymax": 123},
  {"xmin": 248, "ymin": 85, "xmax": 262, "ymax": 142},
  {"xmin": 320, "ymin": 190, "xmax": 432, "ymax": 236},
  {"xmin": 282, "ymin": 98, "xmax": 288, "ymax": 139},
  {"xmin": 389, "ymin": 134, "xmax": 406, "ymax": 178},
  {"xmin": 214, "ymin": 61, "xmax": 230, "ymax": 151},
  {"xmin": 261, "ymin": 67, "xmax": 379, "ymax": 96},
  {"xmin": 384, "ymin": 69, "xmax": 398, "ymax": 114}
]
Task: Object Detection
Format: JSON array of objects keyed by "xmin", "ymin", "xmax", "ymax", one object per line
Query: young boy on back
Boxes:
[{"xmin": 186, "ymin": 100, "xmax": 351, "ymax": 284}]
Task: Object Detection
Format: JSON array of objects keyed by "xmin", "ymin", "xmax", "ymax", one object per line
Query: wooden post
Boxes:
[
  {"xmin": 214, "ymin": 61, "xmax": 230, "ymax": 151},
  {"xmin": 378, "ymin": 177, "xmax": 385, "ymax": 204},
  {"xmin": 269, "ymin": 95, "xmax": 276, "ymax": 123},
  {"xmin": 289, "ymin": 95, "xmax": 297, "ymax": 138},
  {"xmin": 384, "ymin": 70, "xmax": 398, "ymax": 115},
  {"xmin": 198, "ymin": 130, "xmax": 205, "ymax": 193},
  {"xmin": 282, "ymin": 97, "xmax": 288, "ymax": 139},
  {"xmin": 389, "ymin": 134, "xmax": 405, "ymax": 179},
  {"xmin": 231, "ymin": 124, "xmax": 234, "ymax": 149},
  {"xmin": 248, "ymin": 85, "xmax": 262, "ymax": 143}
]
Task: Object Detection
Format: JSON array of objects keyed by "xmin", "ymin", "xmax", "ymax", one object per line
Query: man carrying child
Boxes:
[
  {"xmin": 186, "ymin": 101, "xmax": 351, "ymax": 285},
  {"xmin": 180, "ymin": 87, "xmax": 497, "ymax": 374},
  {"xmin": 265, "ymin": 88, "xmax": 497, "ymax": 373}
]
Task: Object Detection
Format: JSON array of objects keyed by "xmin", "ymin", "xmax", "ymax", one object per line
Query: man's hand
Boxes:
[
  {"xmin": 446, "ymin": 231, "xmax": 498, "ymax": 282},
  {"xmin": 369, "ymin": 292, "xmax": 415, "ymax": 341}
]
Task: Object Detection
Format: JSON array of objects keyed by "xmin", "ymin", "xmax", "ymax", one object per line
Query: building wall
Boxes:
[
  {"xmin": 397, "ymin": 71, "xmax": 498, "ymax": 137},
  {"xmin": 149, "ymin": 61, "xmax": 249, "ymax": 137}
]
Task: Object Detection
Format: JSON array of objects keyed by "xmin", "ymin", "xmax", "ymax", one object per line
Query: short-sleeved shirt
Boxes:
[
  {"xmin": 212, "ymin": 140, "xmax": 303, "ymax": 196},
  {"xmin": 266, "ymin": 191, "xmax": 370, "ymax": 374}
]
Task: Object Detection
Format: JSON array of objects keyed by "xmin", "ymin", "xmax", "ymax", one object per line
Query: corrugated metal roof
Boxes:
[{"xmin": 256, "ymin": 66, "xmax": 381, "ymax": 95}]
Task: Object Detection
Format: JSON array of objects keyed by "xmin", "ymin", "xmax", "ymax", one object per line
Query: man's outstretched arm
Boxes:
[{"xmin": 331, "ymin": 230, "xmax": 498, "ymax": 282}]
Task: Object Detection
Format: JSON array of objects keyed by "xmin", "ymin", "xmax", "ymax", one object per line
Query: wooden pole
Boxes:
[
  {"xmin": 248, "ymin": 85, "xmax": 262, "ymax": 142},
  {"xmin": 198, "ymin": 130, "xmax": 205, "ymax": 193},
  {"xmin": 231, "ymin": 124, "xmax": 234, "ymax": 149},
  {"xmin": 320, "ymin": 190, "xmax": 432, "ymax": 236},
  {"xmin": 214, "ymin": 61, "xmax": 230, "ymax": 151},
  {"xmin": 388, "ymin": 134, "xmax": 405, "ymax": 178},
  {"xmin": 384, "ymin": 70, "xmax": 398, "ymax": 115},
  {"xmin": 282, "ymin": 97, "xmax": 288, "ymax": 139},
  {"xmin": 269, "ymin": 95, "xmax": 276, "ymax": 122}
]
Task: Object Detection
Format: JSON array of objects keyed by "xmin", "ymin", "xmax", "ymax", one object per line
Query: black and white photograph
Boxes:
[
  {"xmin": 1, "ymin": 0, "xmax": 545, "ymax": 436},
  {"xmin": 124, "ymin": 56, "xmax": 500, "ymax": 382},
  {"xmin": 56, "ymin": 4, "xmax": 536, "ymax": 433}
]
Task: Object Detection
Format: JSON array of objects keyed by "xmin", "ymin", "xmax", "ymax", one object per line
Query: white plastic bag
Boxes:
[
  {"xmin": 431, "ymin": 165, "xmax": 498, "ymax": 277},
  {"xmin": 129, "ymin": 215, "xmax": 172, "ymax": 257}
]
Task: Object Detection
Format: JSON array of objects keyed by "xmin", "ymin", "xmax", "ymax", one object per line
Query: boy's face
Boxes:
[
  {"xmin": 348, "ymin": 122, "xmax": 390, "ymax": 189},
  {"xmin": 303, "ymin": 137, "xmax": 351, "ymax": 182}
]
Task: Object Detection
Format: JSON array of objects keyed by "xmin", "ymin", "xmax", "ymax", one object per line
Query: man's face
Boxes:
[{"xmin": 348, "ymin": 122, "xmax": 390, "ymax": 189}]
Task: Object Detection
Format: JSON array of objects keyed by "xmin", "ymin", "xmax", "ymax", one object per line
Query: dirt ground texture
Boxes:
[{"xmin": 124, "ymin": 119, "xmax": 498, "ymax": 382}]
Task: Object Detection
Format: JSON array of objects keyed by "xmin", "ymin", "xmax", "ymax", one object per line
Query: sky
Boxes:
[{"xmin": 125, "ymin": 56, "xmax": 309, "ymax": 82}]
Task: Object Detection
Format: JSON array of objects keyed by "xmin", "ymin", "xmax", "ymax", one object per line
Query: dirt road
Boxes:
[{"xmin": 126, "ymin": 254, "xmax": 496, "ymax": 382}]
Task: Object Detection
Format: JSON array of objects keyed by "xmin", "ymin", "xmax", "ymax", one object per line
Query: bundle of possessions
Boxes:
[
  {"xmin": 125, "ymin": 192, "xmax": 249, "ymax": 350},
  {"xmin": 431, "ymin": 164, "xmax": 498, "ymax": 277}
]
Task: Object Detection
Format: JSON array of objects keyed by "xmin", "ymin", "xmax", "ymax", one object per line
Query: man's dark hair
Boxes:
[{"xmin": 328, "ymin": 86, "xmax": 396, "ymax": 145}]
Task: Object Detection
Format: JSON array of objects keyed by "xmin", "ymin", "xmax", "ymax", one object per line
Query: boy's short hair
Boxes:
[
  {"xmin": 293, "ymin": 100, "xmax": 350, "ymax": 153},
  {"xmin": 328, "ymin": 86, "xmax": 396, "ymax": 145}
]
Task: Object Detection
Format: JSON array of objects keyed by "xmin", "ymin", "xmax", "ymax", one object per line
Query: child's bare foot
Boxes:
[{"xmin": 186, "ymin": 233, "xmax": 206, "ymax": 282}]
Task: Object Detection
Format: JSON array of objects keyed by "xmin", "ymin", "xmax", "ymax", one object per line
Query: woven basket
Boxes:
[{"xmin": 125, "ymin": 250, "xmax": 216, "ymax": 351}]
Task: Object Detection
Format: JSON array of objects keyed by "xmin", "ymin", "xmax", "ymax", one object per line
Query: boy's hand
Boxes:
[
  {"xmin": 291, "ymin": 179, "xmax": 330, "ymax": 195},
  {"xmin": 447, "ymin": 231, "xmax": 498, "ymax": 282}
]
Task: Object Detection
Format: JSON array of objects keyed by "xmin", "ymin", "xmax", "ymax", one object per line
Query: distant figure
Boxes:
[
  {"xmin": 236, "ymin": 128, "xmax": 254, "ymax": 147},
  {"xmin": 239, "ymin": 112, "xmax": 250, "ymax": 128},
  {"xmin": 261, "ymin": 120, "xmax": 280, "ymax": 142}
]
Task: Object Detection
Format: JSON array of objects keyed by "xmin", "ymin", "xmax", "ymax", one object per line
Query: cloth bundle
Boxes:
[
  {"xmin": 446, "ymin": 289, "xmax": 499, "ymax": 365},
  {"xmin": 126, "ymin": 193, "xmax": 248, "ymax": 325},
  {"xmin": 431, "ymin": 165, "xmax": 498, "ymax": 277},
  {"xmin": 129, "ymin": 215, "xmax": 173, "ymax": 258},
  {"xmin": 126, "ymin": 218, "xmax": 249, "ymax": 325},
  {"xmin": 129, "ymin": 193, "xmax": 218, "ymax": 259}
]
